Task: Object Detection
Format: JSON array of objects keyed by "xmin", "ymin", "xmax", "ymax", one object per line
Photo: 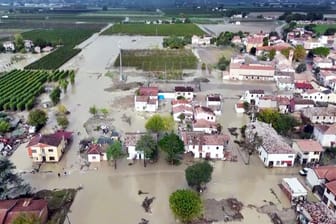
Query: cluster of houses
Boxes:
[{"xmin": 2, "ymin": 39, "xmax": 53, "ymax": 53}]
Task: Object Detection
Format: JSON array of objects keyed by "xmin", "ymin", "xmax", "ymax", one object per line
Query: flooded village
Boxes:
[{"xmin": 2, "ymin": 8, "xmax": 336, "ymax": 224}]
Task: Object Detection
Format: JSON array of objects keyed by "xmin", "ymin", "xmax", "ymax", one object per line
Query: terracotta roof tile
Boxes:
[{"xmin": 294, "ymin": 139, "xmax": 324, "ymax": 152}]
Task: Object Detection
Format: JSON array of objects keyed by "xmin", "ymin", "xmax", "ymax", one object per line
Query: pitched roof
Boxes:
[
  {"xmin": 193, "ymin": 119, "xmax": 216, "ymax": 128},
  {"xmin": 326, "ymin": 180, "xmax": 336, "ymax": 196},
  {"xmin": 294, "ymin": 139, "xmax": 324, "ymax": 152},
  {"xmin": 194, "ymin": 106, "xmax": 215, "ymax": 116},
  {"xmin": 181, "ymin": 131, "xmax": 229, "ymax": 146},
  {"xmin": 295, "ymin": 82, "xmax": 314, "ymax": 89},
  {"xmin": 26, "ymin": 131, "xmax": 73, "ymax": 148},
  {"xmin": 313, "ymin": 166, "xmax": 336, "ymax": 181},
  {"xmin": 315, "ymin": 124, "xmax": 336, "ymax": 135},
  {"xmin": 172, "ymin": 105, "xmax": 193, "ymax": 114},
  {"xmin": 175, "ymin": 86, "xmax": 194, "ymax": 92},
  {"xmin": 249, "ymin": 89, "xmax": 265, "ymax": 94},
  {"xmin": 206, "ymin": 94, "xmax": 221, "ymax": 102},
  {"xmin": 87, "ymin": 144, "xmax": 104, "ymax": 155},
  {"xmin": 139, "ymin": 87, "xmax": 158, "ymax": 96},
  {"xmin": 230, "ymin": 63, "xmax": 275, "ymax": 71}
]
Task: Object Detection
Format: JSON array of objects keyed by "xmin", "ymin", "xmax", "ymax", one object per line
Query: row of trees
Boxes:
[
  {"xmin": 163, "ymin": 36, "xmax": 191, "ymax": 49},
  {"xmin": 279, "ymin": 12, "xmax": 324, "ymax": 23}
]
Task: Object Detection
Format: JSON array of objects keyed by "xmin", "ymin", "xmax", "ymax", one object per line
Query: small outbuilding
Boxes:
[{"xmin": 281, "ymin": 177, "xmax": 307, "ymax": 205}]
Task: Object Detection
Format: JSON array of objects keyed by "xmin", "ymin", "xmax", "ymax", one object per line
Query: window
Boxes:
[
  {"xmin": 276, "ymin": 161, "xmax": 280, "ymax": 165},
  {"xmin": 31, "ymin": 149, "xmax": 37, "ymax": 153},
  {"xmin": 327, "ymin": 189, "xmax": 331, "ymax": 194},
  {"xmin": 207, "ymin": 117, "xmax": 209, "ymax": 120},
  {"xmin": 303, "ymin": 152, "xmax": 309, "ymax": 155},
  {"xmin": 49, "ymin": 156, "xmax": 55, "ymax": 161},
  {"xmin": 323, "ymin": 116, "xmax": 326, "ymax": 120},
  {"xmin": 317, "ymin": 116, "xmax": 320, "ymax": 120},
  {"xmin": 92, "ymin": 156, "xmax": 96, "ymax": 160},
  {"xmin": 48, "ymin": 149, "xmax": 53, "ymax": 152},
  {"xmin": 314, "ymin": 152, "xmax": 320, "ymax": 155},
  {"xmin": 193, "ymin": 145, "xmax": 195, "ymax": 149},
  {"xmin": 288, "ymin": 155, "xmax": 293, "ymax": 158},
  {"xmin": 216, "ymin": 147, "xmax": 219, "ymax": 150}
]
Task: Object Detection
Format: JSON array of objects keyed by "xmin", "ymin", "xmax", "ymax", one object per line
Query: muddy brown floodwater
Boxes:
[{"xmin": 10, "ymin": 32, "xmax": 298, "ymax": 224}]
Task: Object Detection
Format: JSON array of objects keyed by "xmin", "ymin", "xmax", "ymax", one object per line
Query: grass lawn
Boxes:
[
  {"xmin": 114, "ymin": 49, "xmax": 198, "ymax": 71},
  {"xmin": 101, "ymin": 23, "xmax": 205, "ymax": 36},
  {"xmin": 313, "ymin": 24, "xmax": 336, "ymax": 34}
]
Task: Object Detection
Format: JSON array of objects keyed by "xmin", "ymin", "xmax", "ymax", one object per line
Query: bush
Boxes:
[
  {"xmin": 57, "ymin": 115, "xmax": 69, "ymax": 129},
  {"xmin": 296, "ymin": 63, "xmax": 307, "ymax": 73},
  {"xmin": 27, "ymin": 109, "xmax": 48, "ymax": 130},
  {"xmin": 217, "ymin": 56, "xmax": 230, "ymax": 71}
]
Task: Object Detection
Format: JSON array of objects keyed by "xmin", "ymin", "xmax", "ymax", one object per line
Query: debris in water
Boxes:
[
  {"xmin": 138, "ymin": 190, "xmax": 149, "ymax": 195},
  {"xmin": 142, "ymin": 196, "xmax": 155, "ymax": 213},
  {"xmin": 138, "ymin": 218, "xmax": 149, "ymax": 224}
]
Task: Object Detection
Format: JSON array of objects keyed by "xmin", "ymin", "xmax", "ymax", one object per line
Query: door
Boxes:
[
  {"xmin": 268, "ymin": 161, "xmax": 274, "ymax": 168},
  {"xmin": 42, "ymin": 156, "xmax": 46, "ymax": 162}
]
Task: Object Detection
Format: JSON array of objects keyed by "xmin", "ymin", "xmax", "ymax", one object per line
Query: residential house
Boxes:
[
  {"xmin": 0, "ymin": 198, "xmax": 48, "ymax": 224},
  {"xmin": 245, "ymin": 121, "xmax": 296, "ymax": 168},
  {"xmin": 231, "ymin": 35, "xmax": 242, "ymax": 45},
  {"xmin": 206, "ymin": 94, "xmax": 222, "ymax": 115},
  {"xmin": 172, "ymin": 104, "xmax": 193, "ymax": 122},
  {"xmin": 26, "ymin": 131, "xmax": 73, "ymax": 162},
  {"xmin": 3, "ymin": 41, "xmax": 15, "ymax": 52},
  {"xmin": 191, "ymin": 35, "xmax": 212, "ymax": 46},
  {"xmin": 180, "ymin": 131, "xmax": 230, "ymax": 159},
  {"xmin": 313, "ymin": 124, "xmax": 336, "ymax": 147},
  {"xmin": 192, "ymin": 119, "xmax": 218, "ymax": 134},
  {"xmin": 277, "ymin": 78, "xmax": 295, "ymax": 91},
  {"xmin": 301, "ymin": 89, "xmax": 336, "ymax": 103},
  {"xmin": 306, "ymin": 166, "xmax": 336, "ymax": 189},
  {"xmin": 277, "ymin": 97, "xmax": 291, "ymax": 113},
  {"xmin": 323, "ymin": 180, "xmax": 336, "ymax": 213},
  {"xmin": 87, "ymin": 144, "xmax": 108, "ymax": 162},
  {"xmin": 289, "ymin": 98, "xmax": 315, "ymax": 112},
  {"xmin": 134, "ymin": 87, "xmax": 158, "ymax": 112},
  {"xmin": 302, "ymin": 107, "xmax": 336, "ymax": 124},
  {"xmin": 193, "ymin": 105, "xmax": 216, "ymax": 123},
  {"xmin": 292, "ymin": 139, "xmax": 324, "ymax": 165},
  {"xmin": 242, "ymin": 89, "xmax": 265, "ymax": 104},
  {"xmin": 294, "ymin": 82, "xmax": 314, "ymax": 93},
  {"xmin": 304, "ymin": 39, "xmax": 324, "ymax": 50},
  {"xmin": 124, "ymin": 132, "xmax": 156, "ymax": 160},
  {"xmin": 175, "ymin": 86, "xmax": 194, "ymax": 100},
  {"xmin": 227, "ymin": 63, "xmax": 275, "ymax": 81},
  {"xmin": 245, "ymin": 35, "xmax": 264, "ymax": 52},
  {"xmin": 257, "ymin": 95, "xmax": 278, "ymax": 111},
  {"xmin": 234, "ymin": 101, "xmax": 245, "ymax": 113},
  {"xmin": 24, "ymin": 40, "xmax": 34, "ymax": 51},
  {"xmin": 255, "ymin": 43, "xmax": 291, "ymax": 56},
  {"xmin": 328, "ymin": 79, "xmax": 336, "ymax": 92},
  {"xmin": 42, "ymin": 46, "xmax": 53, "ymax": 52},
  {"xmin": 318, "ymin": 70, "xmax": 336, "ymax": 87},
  {"xmin": 274, "ymin": 71, "xmax": 295, "ymax": 81},
  {"xmin": 313, "ymin": 57, "xmax": 333, "ymax": 69}
]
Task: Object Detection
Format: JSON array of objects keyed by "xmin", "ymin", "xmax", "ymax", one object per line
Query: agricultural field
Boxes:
[
  {"xmin": 114, "ymin": 49, "xmax": 198, "ymax": 72},
  {"xmin": 22, "ymin": 28, "xmax": 100, "ymax": 70},
  {"xmin": 101, "ymin": 23, "xmax": 205, "ymax": 36},
  {"xmin": 313, "ymin": 24, "xmax": 336, "ymax": 34},
  {"xmin": 0, "ymin": 69, "xmax": 74, "ymax": 111}
]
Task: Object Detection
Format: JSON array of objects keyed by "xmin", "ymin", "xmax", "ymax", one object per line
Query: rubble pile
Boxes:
[{"xmin": 300, "ymin": 202, "xmax": 336, "ymax": 224}]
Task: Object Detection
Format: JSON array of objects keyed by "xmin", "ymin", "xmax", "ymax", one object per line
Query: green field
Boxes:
[
  {"xmin": 22, "ymin": 28, "xmax": 99, "ymax": 69},
  {"xmin": 0, "ymin": 69, "xmax": 73, "ymax": 111},
  {"xmin": 102, "ymin": 23, "xmax": 205, "ymax": 36},
  {"xmin": 114, "ymin": 49, "xmax": 198, "ymax": 71},
  {"xmin": 313, "ymin": 24, "xmax": 336, "ymax": 34}
]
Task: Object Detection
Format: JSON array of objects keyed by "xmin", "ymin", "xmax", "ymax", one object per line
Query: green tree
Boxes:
[
  {"xmin": 185, "ymin": 162, "xmax": 213, "ymax": 192},
  {"xmin": 27, "ymin": 109, "xmax": 48, "ymax": 130},
  {"xmin": 12, "ymin": 213, "xmax": 41, "ymax": 224},
  {"xmin": 281, "ymin": 47, "xmax": 292, "ymax": 59},
  {"xmin": 106, "ymin": 141, "xmax": 124, "ymax": 169},
  {"xmin": 135, "ymin": 134, "xmax": 157, "ymax": 167},
  {"xmin": 14, "ymin": 34, "xmax": 24, "ymax": 51},
  {"xmin": 294, "ymin": 45, "xmax": 306, "ymax": 61},
  {"xmin": 159, "ymin": 132, "xmax": 184, "ymax": 165},
  {"xmin": 0, "ymin": 120, "xmax": 10, "ymax": 134},
  {"xmin": 269, "ymin": 49, "xmax": 276, "ymax": 60},
  {"xmin": 216, "ymin": 31, "xmax": 234, "ymax": 46},
  {"xmin": 49, "ymin": 86, "xmax": 61, "ymax": 105},
  {"xmin": 89, "ymin": 105, "xmax": 98, "ymax": 116},
  {"xmin": 70, "ymin": 72, "xmax": 75, "ymax": 85},
  {"xmin": 145, "ymin": 114, "xmax": 174, "ymax": 135},
  {"xmin": 263, "ymin": 37, "xmax": 269, "ymax": 46},
  {"xmin": 59, "ymin": 79, "xmax": 69, "ymax": 93},
  {"xmin": 100, "ymin": 108, "xmax": 109, "ymax": 117},
  {"xmin": 169, "ymin": 189, "xmax": 202, "ymax": 223},
  {"xmin": 217, "ymin": 56, "xmax": 230, "ymax": 71},
  {"xmin": 0, "ymin": 157, "xmax": 31, "ymax": 199},
  {"xmin": 312, "ymin": 47, "xmax": 330, "ymax": 57},
  {"xmin": 56, "ymin": 115, "xmax": 69, "ymax": 129}
]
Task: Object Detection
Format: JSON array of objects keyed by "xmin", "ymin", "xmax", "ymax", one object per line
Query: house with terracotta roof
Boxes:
[
  {"xmin": 174, "ymin": 86, "xmax": 194, "ymax": 100},
  {"xmin": 289, "ymin": 98, "xmax": 315, "ymax": 112},
  {"xmin": 180, "ymin": 131, "xmax": 230, "ymax": 159},
  {"xmin": 245, "ymin": 35, "xmax": 264, "ymax": 52},
  {"xmin": 318, "ymin": 70, "xmax": 336, "ymax": 87},
  {"xmin": 26, "ymin": 131, "xmax": 73, "ymax": 162},
  {"xmin": 172, "ymin": 104, "xmax": 193, "ymax": 122},
  {"xmin": 228, "ymin": 63, "xmax": 275, "ymax": 81},
  {"xmin": 86, "ymin": 144, "xmax": 108, "ymax": 162},
  {"xmin": 0, "ymin": 198, "xmax": 48, "ymax": 224},
  {"xmin": 192, "ymin": 119, "xmax": 218, "ymax": 134},
  {"xmin": 134, "ymin": 87, "xmax": 158, "ymax": 112},
  {"xmin": 245, "ymin": 121, "xmax": 296, "ymax": 168},
  {"xmin": 323, "ymin": 180, "xmax": 336, "ymax": 214},
  {"xmin": 123, "ymin": 132, "xmax": 156, "ymax": 160},
  {"xmin": 306, "ymin": 166, "xmax": 336, "ymax": 190},
  {"xmin": 193, "ymin": 105, "xmax": 216, "ymax": 123},
  {"xmin": 191, "ymin": 35, "xmax": 211, "ymax": 46},
  {"xmin": 301, "ymin": 89, "xmax": 336, "ymax": 103},
  {"xmin": 314, "ymin": 124, "xmax": 336, "ymax": 147},
  {"xmin": 256, "ymin": 43, "xmax": 291, "ymax": 56},
  {"xmin": 257, "ymin": 95, "xmax": 278, "ymax": 111},
  {"xmin": 276, "ymin": 97, "xmax": 291, "ymax": 114},
  {"xmin": 292, "ymin": 139, "xmax": 324, "ymax": 165},
  {"xmin": 231, "ymin": 35, "xmax": 242, "ymax": 44},
  {"xmin": 241, "ymin": 89, "xmax": 265, "ymax": 105},
  {"xmin": 294, "ymin": 82, "xmax": 314, "ymax": 93},
  {"xmin": 302, "ymin": 107, "xmax": 336, "ymax": 124}
]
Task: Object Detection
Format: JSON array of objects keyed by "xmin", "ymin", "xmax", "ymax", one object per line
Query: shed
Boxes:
[{"xmin": 281, "ymin": 177, "xmax": 307, "ymax": 205}]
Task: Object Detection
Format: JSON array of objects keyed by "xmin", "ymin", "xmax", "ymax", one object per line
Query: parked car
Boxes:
[{"xmin": 299, "ymin": 168, "xmax": 309, "ymax": 176}]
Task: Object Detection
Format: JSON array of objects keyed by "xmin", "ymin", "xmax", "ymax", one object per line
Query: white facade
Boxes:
[
  {"xmin": 301, "ymin": 91, "xmax": 336, "ymax": 103},
  {"xmin": 292, "ymin": 141, "xmax": 322, "ymax": 165},
  {"xmin": 194, "ymin": 110, "xmax": 216, "ymax": 122},
  {"xmin": 276, "ymin": 79, "xmax": 295, "ymax": 91},
  {"xmin": 191, "ymin": 35, "xmax": 211, "ymax": 46},
  {"xmin": 310, "ymin": 115, "xmax": 336, "ymax": 124},
  {"xmin": 126, "ymin": 145, "xmax": 144, "ymax": 160},
  {"xmin": 304, "ymin": 41, "xmax": 324, "ymax": 50},
  {"xmin": 3, "ymin": 41, "xmax": 15, "ymax": 51},
  {"xmin": 175, "ymin": 91, "xmax": 194, "ymax": 100},
  {"xmin": 314, "ymin": 127, "xmax": 336, "ymax": 147},
  {"xmin": 323, "ymin": 185, "xmax": 336, "ymax": 214},
  {"xmin": 242, "ymin": 90, "xmax": 265, "ymax": 105},
  {"xmin": 134, "ymin": 96, "xmax": 158, "ymax": 112},
  {"xmin": 306, "ymin": 168, "xmax": 324, "ymax": 188},
  {"xmin": 185, "ymin": 144, "xmax": 225, "ymax": 159},
  {"xmin": 88, "ymin": 153, "xmax": 107, "ymax": 162},
  {"xmin": 158, "ymin": 92, "xmax": 175, "ymax": 100},
  {"xmin": 257, "ymin": 146, "xmax": 296, "ymax": 167}
]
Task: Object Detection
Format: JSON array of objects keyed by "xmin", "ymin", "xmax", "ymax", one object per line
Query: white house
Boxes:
[
  {"xmin": 257, "ymin": 95, "xmax": 278, "ymax": 110},
  {"xmin": 318, "ymin": 70, "xmax": 336, "ymax": 87},
  {"xmin": 235, "ymin": 101, "xmax": 245, "ymax": 113},
  {"xmin": 301, "ymin": 89, "xmax": 336, "ymax": 103},
  {"xmin": 24, "ymin": 39, "xmax": 34, "ymax": 51},
  {"xmin": 191, "ymin": 35, "xmax": 212, "ymax": 46},
  {"xmin": 314, "ymin": 124, "xmax": 336, "ymax": 147},
  {"xmin": 124, "ymin": 132, "xmax": 156, "ymax": 160},
  {"xmin": 276, "ymin": 78, "xmax": 295, "ymax": 91},
  {"xmin": 290, "ymin": 98, "xmax": 315, "ymax": 112},
  {"xmin": 245, "ymin": 121, "xmax": 296, "ymax": 168},
  {"xmin": 313, "ymin": 57, "xmax": 333, "ymax": 69},
  {"xmin": 281, "ymin": 178, "xmax": 307, "ymax": 204},
  {"xmin": 292, "ymin": 139, "xmax": 324, "ymax": 165},
  {"xmin": 242, "ymin": 89, "xmax": 265, "ymax": 105},
  {"xmin": 173, "ymin": 104, "xmax": 193, "ymax": 122},
  {"xmin": 3, "ymin": 41, "xmax": 15, "ymax": 51},
  {"xmin": 206, "ymin": 94, "xmax": 222, "ymax": 115},
  {"xmin": 87, "ymin": 144, "xmax": 108, "ymax": 162},
  {"xmin": 193, "ymin": 105, "xmax": 216, "ymax": 122},
  {"xmin": 175, "ymin": 86, "xmax": 194, "ymax": 100},
  {"xmin": 304, "ymin": 39, "xmax": 324, "ymax": 50},
  {"xmin": 180, "ymin": 131, "xmax": 230, "ymax": 159},
  {"xmin": 192, "ymin": 119, "xmax": 218, "ymax": 134},
  {"xmin": 228, "ymin": 63, "xmax": 275, "ymax": 81},
  {"xmin": 302, "ymin": 107, "xmax": 336, "ymax": 124},
  {"xmin": 134, "ymin": 87, "xmax": 158, "ymax": 112},
  {"xmin": 323, "ymin": 181, "xmax": 336, "ymax": 214}
]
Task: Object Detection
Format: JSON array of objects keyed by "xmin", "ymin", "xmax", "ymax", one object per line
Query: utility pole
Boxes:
[{"xmin": 118, "ymin": 42, "xmax": 123, "ymax": 81}]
